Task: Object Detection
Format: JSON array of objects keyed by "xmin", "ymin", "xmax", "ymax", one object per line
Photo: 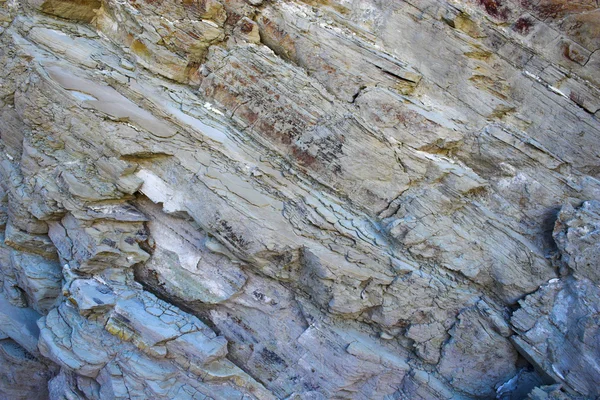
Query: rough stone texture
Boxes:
[
  {"xmin": 0, "ymin": 337, "xmax": 54, "ymax": 400},
  {"xmin": 511, "ymin": 277, "xmax": 600, "ymax": 397},
  {"xmin": 553, "ymin": 200, "xmax": 600, "ymax": 283},
  {"xmin": 0, "ymin": 0, "xmax": 599, "ymax": 398}
]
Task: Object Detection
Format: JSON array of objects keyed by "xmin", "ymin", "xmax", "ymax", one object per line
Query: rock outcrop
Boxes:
[{"xmin": 0, "ymin": 0, "xmax": 599, "ymax": 398}]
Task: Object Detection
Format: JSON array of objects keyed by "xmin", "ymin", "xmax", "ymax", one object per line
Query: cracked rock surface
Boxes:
[{"xmin": 0, "ymin": 0, "xmax": 599, "ymax": 398}]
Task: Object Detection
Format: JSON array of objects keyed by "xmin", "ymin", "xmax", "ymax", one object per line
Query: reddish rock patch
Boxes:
[
  {"xmin": 478, "ymin": 0, "xmax": 510, "ymax": 20},
  {"xmin": 513, "ymin": 17, "xmax": 534, "ymax": 34}
]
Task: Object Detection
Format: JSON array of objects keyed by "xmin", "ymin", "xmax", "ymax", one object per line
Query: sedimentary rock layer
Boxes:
[{"xmin": 0, "ymin": 0, "xmax": 599, "ymax": 398}]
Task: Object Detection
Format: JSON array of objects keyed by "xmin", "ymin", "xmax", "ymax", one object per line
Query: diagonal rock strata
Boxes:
[{"xmin": 0, "ymin": 0, "xmax": 599, "ymax": 398}]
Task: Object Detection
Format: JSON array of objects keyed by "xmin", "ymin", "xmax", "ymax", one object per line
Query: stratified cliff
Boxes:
[{"xmin": 0, "ymin": 0, "xmax": 599, "ymax": 398}]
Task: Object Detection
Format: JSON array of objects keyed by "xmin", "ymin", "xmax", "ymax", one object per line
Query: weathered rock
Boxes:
[
  {"xmin": 68, "ymin": 278, "xmax": 116, "ymax": 313},
  {"xmin": 1, "ymin": 0, "xmax": 600, "ymax": 397},
  {"xmin": 526, "ymin": 384, "xmax": 586, "ymax": 400},
  {"xmin": 0, "ymin": 232, "xmax": 28, "ymax": 307},
  {"xmin": 105, "ymin": 290, "xmax": 227, "ymax": 363},
  {"xmin": 37, "ymin": 300, "xmax": 269, "ymax": 398},
  {"xmin": 4, "ymin": 220, "xmax": 57, "ymax": 260},
  {"xmin": 506, "ymin": 200, "xmax": 600, "ymax": 398},
  {"xmin": 0, "ymin": 291, "xmax": 43, "ymax": 355},
  {"xmin": 48, "ymin": 212, "xmax": 149, "ymax": 273},
  {"xmin": 511, "ymin": 277, "xmax": 600, "ymax": 397},
  {"xmin": 10, "ymin": 250, "xmax": 62, "ymax": 313},
  {"xmin": 134, "ymin": 197, "xmax": 247, "ymax": 305},
  {"xmin": 48, "ymin": 369, "xmax": 100, "ymax": 400},
  {"xmin": 439, "ymin": 302, "xmax": 519, "ymax": 397},
  {"xmin": 0, "ymin": 338, "xmax": 53, "ymax": 400},
  {"xmin": 553, "ymin": 200, "xmax": 600, "ymax": 283},
  {"xmin": 38, "ymin": 303, "xmax": 116, "ymax": 377}
]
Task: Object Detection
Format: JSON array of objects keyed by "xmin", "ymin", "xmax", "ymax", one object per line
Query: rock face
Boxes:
[{"xmin": 0, "ymin": 0, "xmax": 599, "ymax": 398}]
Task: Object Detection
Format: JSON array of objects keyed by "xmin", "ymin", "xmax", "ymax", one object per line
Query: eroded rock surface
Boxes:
[{"xmin": 0, "ymin": 0, "xmax": 599, "ymax": 398}]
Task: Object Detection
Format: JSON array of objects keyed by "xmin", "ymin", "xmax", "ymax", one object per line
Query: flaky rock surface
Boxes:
[{"xmin": 0, "ymin": 0, "xmax": 599, "ymax": 398}]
